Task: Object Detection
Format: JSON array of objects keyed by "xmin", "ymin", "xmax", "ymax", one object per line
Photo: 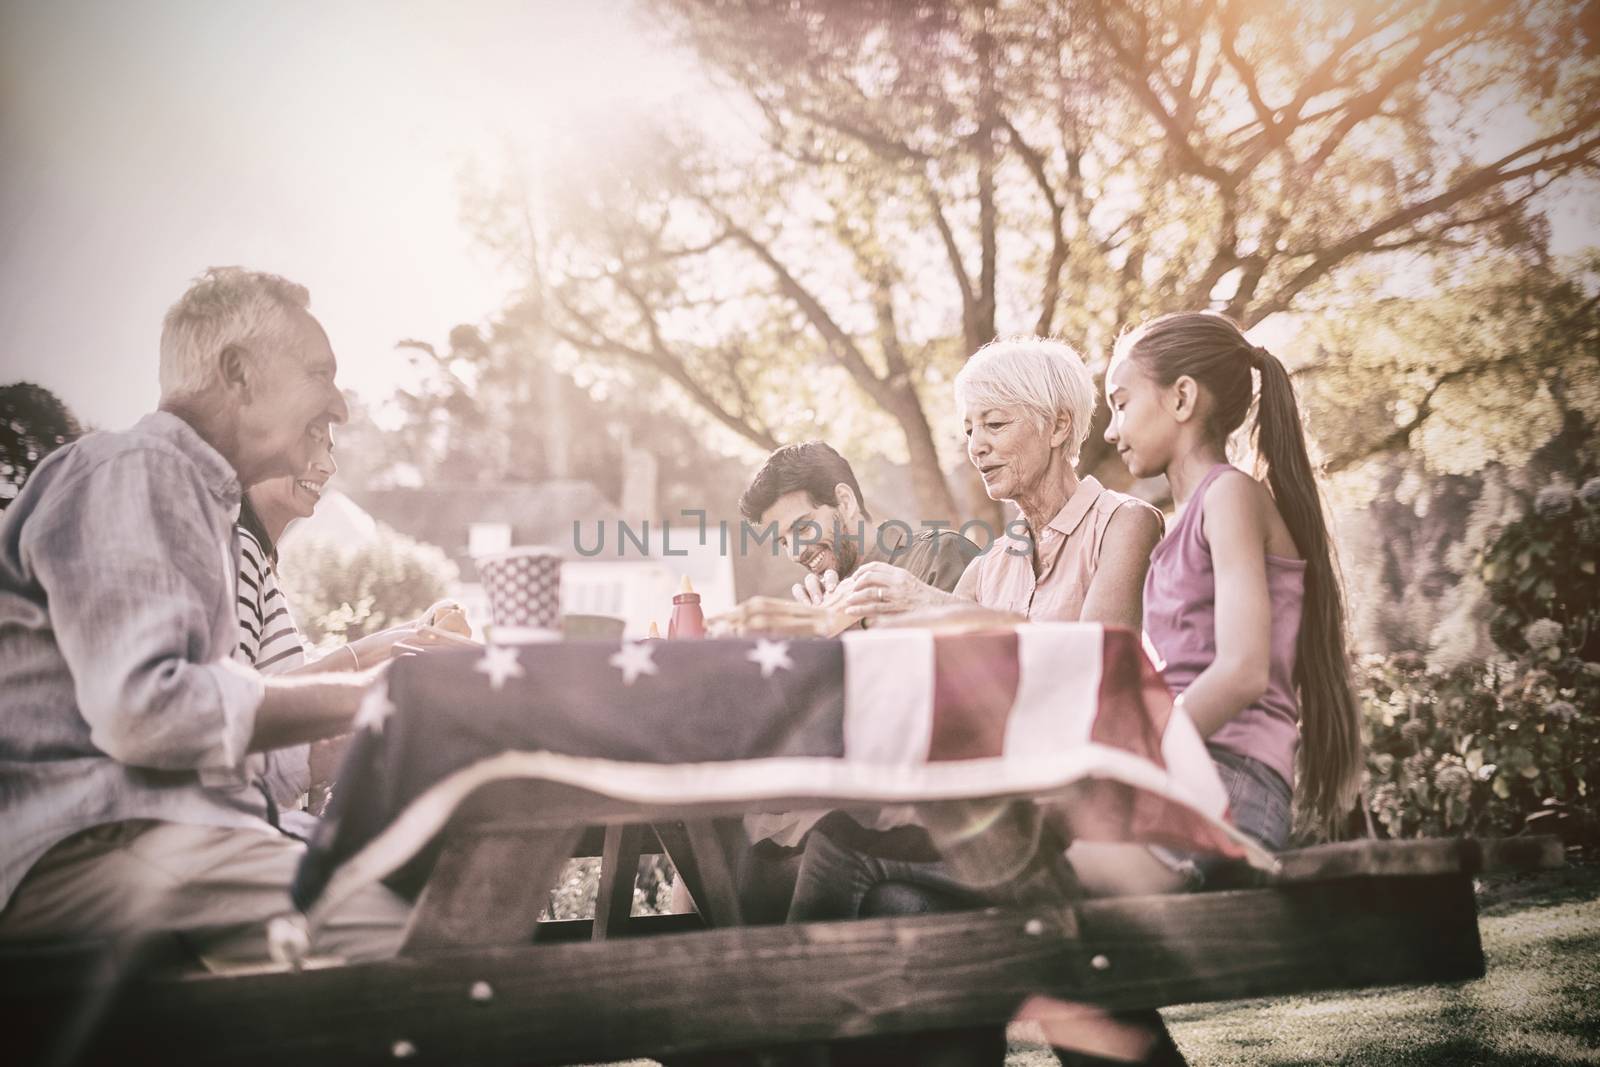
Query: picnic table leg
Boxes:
[
  {"xmin": 400, "ymin": 827, "xmax": 584, "ymax": 954},
  {"xmin": 655, "ymin": 818, "xmax": 745, "ymax": 928},
  {"xmin": 593, "ymin": 823, "xmax": 648, "ymax": 941}
]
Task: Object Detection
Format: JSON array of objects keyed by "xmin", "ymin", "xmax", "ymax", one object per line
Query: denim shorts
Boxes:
[
  {"xmin": 1209, "ymin": 744, "xmax": 1293, "ymax": 851},
  {"xmin": 1151, "ymin": 744, "xmax": 1293, "ymax": 889}
]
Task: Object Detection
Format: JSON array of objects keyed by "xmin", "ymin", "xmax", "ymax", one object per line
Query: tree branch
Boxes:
[
  {"xmin": 1218, "ymin": 0, "xmax": 1279, "ymax": 145},
  {"xmin": 552, "ymin": 293, "xmax": 780, "ymax": 452},
  {"xmin": 1301, "ymin": 2, "xmax": 1502, "ymax": 182},
  {"xmin": 1002, "ymin": 116, "xmax": 1069, "ymax": 336},
  {"xmin": 1183, "ymin": 192, "xmax": 1242, "ymax": 307},
  {"xmin": 922, "ymin": 176, "xmax": 979, "ymax": 350},
  {"xmin": 712, "ymin": 209, "xmax": 899, "ymax": 409},
  {"xmin": 872, "ymin": 276, "xmax": 911, "ymax": 380},
  {"xmin": 1088, "ymin": 0, "xmax": 1235, "ymax": 188},
  {"xmin": 974, "ymin": 7, "xmax": 999, "ymax": 347},
  {"xmin": 1248, "ymin": 127, "xmax": 1600, "ymax": 324}
]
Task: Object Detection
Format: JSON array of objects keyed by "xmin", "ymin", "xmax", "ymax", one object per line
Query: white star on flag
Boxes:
[
  {"xmin": 746, "ymin": 638, "xmax": 794, "ymax": 679},
  {"xmin": 475, "ymin": 644, "xmax": 526, "ymax": 691},
  {"xmin": 609, "ymin": 640, "xmax": 659, "ymax": 686}
]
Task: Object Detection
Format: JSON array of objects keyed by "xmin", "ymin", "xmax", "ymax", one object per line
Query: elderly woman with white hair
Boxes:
[
  {"xmin": 839, "ymin": 336, "xmax": 1162, "ymax": 628},
  {"xmin": 777, "ymin": 337, "xmax": 1171, "ymax": 1067},
  {"xmin": 783, "ymin": 339, "xmax": 1167, "ymax": 1067}
]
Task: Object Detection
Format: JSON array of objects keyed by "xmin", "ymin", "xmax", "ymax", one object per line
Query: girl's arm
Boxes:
[
  {"xmin": 1173, "ymin": 472, "xmax": 1273, "ymax": 737},
  {"xmin": 1079, "ymin": 504, "xmax": 1164, "ymax": 630}
]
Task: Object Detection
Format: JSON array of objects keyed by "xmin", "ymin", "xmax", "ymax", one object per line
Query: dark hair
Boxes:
[
  {"xmin": 237, "ymin": 493, "xmax": 278, "ymax": 568},
  {"xmin": 1123, "ymin": 311, "xmax": 1361, "ymax": 837},
  {"xmin": 739, "ymin": 441, "xmax": 869, "ymax": 523}
]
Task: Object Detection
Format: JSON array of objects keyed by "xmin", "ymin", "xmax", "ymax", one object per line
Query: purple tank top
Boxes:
[{"xmin": 1143, "ymin": 464, "xmax": 1305, "ymax": 789}]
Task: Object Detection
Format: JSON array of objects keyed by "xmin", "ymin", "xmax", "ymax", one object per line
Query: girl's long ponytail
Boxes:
[{"xmin": 1252, "ymin": 348, "xmax": 1362, "ymax": 836}]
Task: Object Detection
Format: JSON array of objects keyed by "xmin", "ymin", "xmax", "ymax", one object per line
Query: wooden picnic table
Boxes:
[
  {"xmin": 3, "ymin": 627, "xmax": 1568, "ymax": 1065},
  {"xmin": 5, "ymin": 795, "xmax": 1564, "ymax": 1066}
]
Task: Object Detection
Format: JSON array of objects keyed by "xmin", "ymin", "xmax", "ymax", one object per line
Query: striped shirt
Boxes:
[
  {"xmin": 234, "ymin": 525, "xmax": 307, "ymax": 674},
  {"xmin": 233, "ymin": 524, "xmax": 311, "ymax": 811}
]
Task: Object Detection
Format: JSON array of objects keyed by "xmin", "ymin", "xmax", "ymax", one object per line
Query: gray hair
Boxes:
[
  {"xmin": 954, "ymin": 337, "xmax": 1098, "ymax": 462},
  {"xmin": 159, "ymin": 267, "xmax": 312, "ymax": 402}
]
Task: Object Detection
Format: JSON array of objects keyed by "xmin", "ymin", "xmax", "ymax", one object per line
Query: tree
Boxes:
[
  {"xmin": 1305, "ymin": 254, "xmax": 1599, "ymax": 663},
  {"xmin": 1, "ymin": 382, "xmax": 82, "ymax": 509},
  {"xmin": 458, "ymin": 0, "xmax": 1599, "ymax": 522},
  {"xmin": 338, "ymin": 309, "xmax": 762, "ymax": 523},
  {"xmin": 1299, "ymin": 254, "xmax": 1600, "ymax": 480}
]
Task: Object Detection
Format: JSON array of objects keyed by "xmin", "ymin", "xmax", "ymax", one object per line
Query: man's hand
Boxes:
[
  {"xmin": 791, "ymin": 569, "xmax": 839, "ymax": 606},
  {"xmin": 418, "ymin": 600, "xmax": 470, "ymax": 636},
  {"xmin": 250, "ymin": 663, "xmax": 389, "ymax": 752}
]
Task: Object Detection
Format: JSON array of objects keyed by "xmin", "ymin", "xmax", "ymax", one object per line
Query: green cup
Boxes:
[{"xmin": 561, "ymin": 614, "xmax": 628, "ymax": 641}]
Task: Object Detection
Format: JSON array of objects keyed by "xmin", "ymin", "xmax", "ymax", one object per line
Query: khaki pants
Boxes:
[{"xmin": 0, "ymin": 820, "xmax": 408, "ymax": 970}]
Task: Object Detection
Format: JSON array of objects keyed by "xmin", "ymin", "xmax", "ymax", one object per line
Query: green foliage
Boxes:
[
  {"xmin": 1363, "ymin": 483, "xmax": 1600, "ymax": 843},
  {"xmin": 279, "ymin": 527, "xmax": 458, "ymax": 646},
  {"xmin": 1, "ymin": 382, "xmax": 81, "ymax": 509},
  {"xmin": 543, "ymin": 856, "xmax": 677, "ymax": 922},
  {"xmin": 1360, "ymin": 653, "xmax": 1598, "ymax": 842},
  {"xmin": 1481, "ymin": 474, "xmax": 1600, "ymax": 661},
  {"xmin": 1305, "ymin": 257, "xmax": 1600, "ymax": 481}
]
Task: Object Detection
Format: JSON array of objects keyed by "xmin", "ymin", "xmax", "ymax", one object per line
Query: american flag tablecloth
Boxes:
[{"xmin": 292, "ymin": 624, "xmax": 1272, "ymax": 929}]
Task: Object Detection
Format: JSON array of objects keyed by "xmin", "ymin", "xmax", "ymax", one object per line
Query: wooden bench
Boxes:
[{"xmin": 2, "ymin": 779, "xmax": 1564, "ymax": 1067}]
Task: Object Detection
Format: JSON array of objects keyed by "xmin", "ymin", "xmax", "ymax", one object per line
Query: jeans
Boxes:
[
  {"xmin": 785, "ymin": 828, "xmax": 991, "ymax": 923},
  {"xmin": 1152, "ymin": 745, "xmax": 1293, "ymax": 891},
  {"xmin": 1209, "ymin": 745, "xmax": 1292, "ymax": 851}
]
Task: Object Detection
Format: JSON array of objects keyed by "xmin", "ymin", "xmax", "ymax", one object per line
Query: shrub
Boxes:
[
  {"xmin": 1, "ymin": 382, "xmax": 81, "ymax": 509},
  {"xmin": 543, "ymin": 856, "xmax": 677, "ymax": 921},
  {"xmin": 1360, "ymin": 653, "xmax": 1598, "ymax": 841},
  {"xmin": 1481, "ymin": 475, "xmax": 1600, "ymax": 660},
  {"xmin": 1362, "ymin": 476, "xmax": 1600, "ymax": 843},
  {"xmin": 279, "ymin": 526, "xmax": 458, "ymax": 647}
]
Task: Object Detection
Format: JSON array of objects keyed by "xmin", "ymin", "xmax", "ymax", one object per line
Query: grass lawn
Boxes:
[
  {"xmin": 608, "ymin": 862, "xmax": 1597, "ymax": 1066},
  {"xmin": 1006, "ymin": 862, "xmax": 1600, "ymax": 1066}
]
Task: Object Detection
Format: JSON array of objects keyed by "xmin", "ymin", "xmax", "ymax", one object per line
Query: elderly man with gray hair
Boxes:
[{"xmin": 0, "ymin": 267, "xmax": 410, "ymax": 968}]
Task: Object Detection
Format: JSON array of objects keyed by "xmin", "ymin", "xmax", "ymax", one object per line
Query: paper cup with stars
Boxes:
[{"xmin": 475, "ymin": 546, "xmax": 563, "ymax": 641}]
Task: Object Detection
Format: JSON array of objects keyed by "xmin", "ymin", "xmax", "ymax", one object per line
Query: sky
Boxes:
[{"xmin": 0, "ymin": 0, "xmax": 706, "ymax": 431}]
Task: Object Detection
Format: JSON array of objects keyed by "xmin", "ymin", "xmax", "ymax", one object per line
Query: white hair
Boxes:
[
  {"xmin": 159, "ymin": 267, "xmax": 312, "ymax": 402},
  {"xmin": 953, "ymin": 336, "xmax": 1098, "ymax": 462}
]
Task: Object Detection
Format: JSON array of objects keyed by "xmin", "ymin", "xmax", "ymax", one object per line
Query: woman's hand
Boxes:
[{"xmin": 839, "ymin": 562, "xmax": 955, "ymax": 620}]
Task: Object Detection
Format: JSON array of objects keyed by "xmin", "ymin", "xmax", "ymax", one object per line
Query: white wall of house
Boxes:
[{"xmin": 281, "ymin": 489, "xmax": 739, "ymax": 642}]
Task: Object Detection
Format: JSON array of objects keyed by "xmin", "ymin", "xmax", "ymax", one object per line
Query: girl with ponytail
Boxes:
[{"xmin": 1105, "ymin": 311, "xmax": 1361, "ymax": 845}]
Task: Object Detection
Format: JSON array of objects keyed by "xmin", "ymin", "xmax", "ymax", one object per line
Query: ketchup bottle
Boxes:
[
  {"xmin": 668, "ymin": 575, "xmax": 705, "ymax": 639},
  {"xmin": 645, "ymin": 620, "xmax": 663, "ymax": 640}
]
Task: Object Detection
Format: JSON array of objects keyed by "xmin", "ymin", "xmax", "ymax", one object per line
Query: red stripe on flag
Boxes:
[
  {"xmin": 927, "ymin": 630, "xmax": 1021, "ymax": 760},
  {"xmin": 1089, "ymin": 627, "xmax": 1173, "ymax": 769}
]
